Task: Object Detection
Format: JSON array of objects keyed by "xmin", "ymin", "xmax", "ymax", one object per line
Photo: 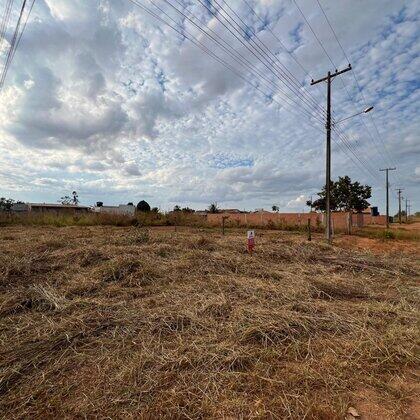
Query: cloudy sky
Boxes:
[{"xmin": 0, "ymin": 0, "xmax": 418, "ymax": 213}]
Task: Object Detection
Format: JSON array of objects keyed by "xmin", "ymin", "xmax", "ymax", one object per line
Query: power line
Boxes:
[
  {"xmin": 290, "ymin": 0, "xmax": 387, "ymax": 185},
  {"xmin": 166, "ymin": 0, "xmax": 326, "ymax": 124},
  {"xmin": 211, "ymin": 0, "xmax": 384, "ymax": 181},
  {"xmin": 160, "ymin": 0, "xmax": 380, "ymax": 180},
  {"xmin": 0, "ymin": 0, "xmax": 35, "ymax": 91},
  {"xmin": 0, "ymin": 0, "xmax": 26, "ymax": 90},
  {"xmin": 0, "ymin": 0, "xmax": 14, "ymax": 52},
  {"xmin": 215, "ymin": 0, "xmax": 327, "ymax": 118},
  {"xmin": 294, "ymin": 0, "xmax": 390, "ymax": 171},
  {"xmin": 10, "ymin": 0, "xmax": 35, "ymax": 63},
  {"xmin": 241, "ymin": 0, "xmax": 312, "ymax": 78},
  {"xmin": 131, "ymin": 0, "xmax": 383, "ymax": 182},
  {"xmin": 234, "ymin": 0, "xmax": 377, "ymax": 181},
  {"xmin": 240, "ymin": 0, "xmax": 331, "ymax": 119},
  {"xmin": 312, "ymin": 0, "xmax": 398, "ymax": 174},
  {"xmin": 149, "ymin": 0, "xmax": 327, "ymax": 126},
  {"xmin": 291, "ymin": 0, "xmax": 335, "ymax": 67},
  {"xmin": 127, "ymin": 0, "xmax": 325, "ymax": 133},
  {"xmin": 191, "ymin": 0, "xmax": 326, "ymax": 121}
]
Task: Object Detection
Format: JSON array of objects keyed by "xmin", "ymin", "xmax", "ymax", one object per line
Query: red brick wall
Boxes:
[{"xmin": 207, "ymin": 212, "xmax": 387, "ymax": 229}]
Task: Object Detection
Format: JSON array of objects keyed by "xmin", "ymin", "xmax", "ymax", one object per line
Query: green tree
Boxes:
[
  {"xmin": 173, "ymin": 205, "xmax": 181, "ymax": 212},
  {"xmin": 136, "ymin": 200, "xmax": 151, "ymax": 212},
  {"xmin": 272, "ymin": 205, "xmax": 279, "ymax": 212},
  {"xmin": 306, "ymin": 181, "xmax": 337, "ymax": 211},
  {"xmin": 308, "ymin": 176, "xmax": 371, "ymax": 213},
  {"xmin": 0, "ymin": 197, "xmax": 15, "ymax": 211}
]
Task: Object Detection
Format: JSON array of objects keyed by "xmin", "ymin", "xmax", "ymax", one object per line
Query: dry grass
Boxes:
[{"xmin": 0, "ymin": 226, "xmax": 418, "ymax": 419}]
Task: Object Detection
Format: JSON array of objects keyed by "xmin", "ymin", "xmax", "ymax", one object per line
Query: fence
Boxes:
[{"xmin": 207, "ymin": 212, "xmax": 386, "ymax": 231}]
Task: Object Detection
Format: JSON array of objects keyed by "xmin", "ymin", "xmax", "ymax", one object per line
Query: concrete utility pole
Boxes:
[
  {"xmin": 396, "ymin": 188, "xmax": 404, "ymax": 224},
  {"xmin": 311, "ymin": 64, "xmax": 352, "ymax": 244},
  {"xmin": 379, "ymin": 167, "xmax": 396, "ymax": 229}
]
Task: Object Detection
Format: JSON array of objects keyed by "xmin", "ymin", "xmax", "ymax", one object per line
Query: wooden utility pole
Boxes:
[
  {"xmin": 311, "ymin": 64, "xmax": 352, "ymax": 244},
  {"xmin": 396, "ymin": 188, "xmax": 404, "ymax": 224},
  {"xmin": 405, "ymin": 198, "xmax": 409, "ymax": 223},
  {"xmin": 307, "ymin": 218, "xmax": 312, "ymax": 241},
  {"xmin": 379, "ymin": 167, "xmax": 396, "ymax": 228},
  {"xmin": 222, "ymin": 216, "xmax": 229, "ymax": 235}
]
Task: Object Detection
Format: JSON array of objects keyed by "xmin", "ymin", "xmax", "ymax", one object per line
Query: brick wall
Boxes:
[{"xmin": 207, "ymin": 211, "xmax": 387, "ymax": 230}]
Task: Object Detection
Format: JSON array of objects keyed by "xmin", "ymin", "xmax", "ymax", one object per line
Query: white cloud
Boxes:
[
  {"xmin": 0, "ymin": 0, "xmax": 418, "ymax": 213},
  {"xmin": 287, "ymin": 195, "xmax": 307, "ymax": 209}
]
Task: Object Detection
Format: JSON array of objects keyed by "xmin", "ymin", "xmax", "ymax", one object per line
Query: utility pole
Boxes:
[
  {"xmin": 405, "ymin": 198, "xmax": 409, "ymax": 223},
  {"xmin": 379, "ymin": 167, "xmax": 396, "ymax": 229},
  {"xmin": 311, "ymin": 64, "xmax": 352, "ymax": 244},
  {"xmin": 396, "ymin": 188, "xmax": 404, "ymax": 224}
]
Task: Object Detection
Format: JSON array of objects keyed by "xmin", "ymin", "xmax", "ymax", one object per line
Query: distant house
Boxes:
[
  {"xmin": 11, "ymin": 203, "xmax": 90, "ymax": 214},
  {"xmin": 220, "ymin": 209, "xmax": 243, "ymax": 214},
  {"xmin": 93, "ymin": 203, "xmax": 136, "ymax": 216},
  {"xmin": 195, "ymin": 210, "xmax": 208, "ymax": 216}
]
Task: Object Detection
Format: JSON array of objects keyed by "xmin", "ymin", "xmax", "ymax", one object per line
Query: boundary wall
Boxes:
[{"xmin": 207, "ymin": 212, "xmax": 386, "ymax": 230}]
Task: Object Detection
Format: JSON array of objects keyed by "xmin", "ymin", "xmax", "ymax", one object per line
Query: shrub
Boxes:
[{"xmin": 382, "ymin": 230, "xmax": 395, "ymax": 240}]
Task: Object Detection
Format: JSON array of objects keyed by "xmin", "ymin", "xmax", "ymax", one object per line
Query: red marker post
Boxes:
[{"xmin": 247, "ymin": 230, "xmax": 255, "ymax": 255}]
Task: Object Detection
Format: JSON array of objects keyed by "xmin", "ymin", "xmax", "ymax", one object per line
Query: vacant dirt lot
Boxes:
[{"xmin": 0, "ymin": 226, "xmax": 419, "ymax": 419}]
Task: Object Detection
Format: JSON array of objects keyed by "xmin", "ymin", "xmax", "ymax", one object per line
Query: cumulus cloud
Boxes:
[
  {"xmin": 0, "ymin": 0, "xmax": 418, "ymax": 213},
  {"xmin": 287, "ymin": 195, "xmax": 307, "ymax": 209}
]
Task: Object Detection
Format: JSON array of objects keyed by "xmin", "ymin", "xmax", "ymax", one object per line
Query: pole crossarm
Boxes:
[{"xmin": 310, "ymin": 64, "xmax": 352, "ymax": 85}]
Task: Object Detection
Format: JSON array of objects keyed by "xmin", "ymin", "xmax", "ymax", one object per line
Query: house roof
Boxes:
[{"xmin": 29, "ymin": 203, "xmax": 90, "ymax": 209}]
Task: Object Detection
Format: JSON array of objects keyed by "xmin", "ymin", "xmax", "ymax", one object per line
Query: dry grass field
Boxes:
[{"xmin": 0, "ymin": 225, "xmax": 419, "ymax": 419}]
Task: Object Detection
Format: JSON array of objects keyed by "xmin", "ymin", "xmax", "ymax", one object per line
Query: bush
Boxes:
[{"xmin": 382, "ymin": 230, "xmax": 395, "ymax": 240}]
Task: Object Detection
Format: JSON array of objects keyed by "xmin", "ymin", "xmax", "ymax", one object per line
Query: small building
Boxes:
[
  {"xmin": 11, "ymin": 202, "xmax": 90, "ymax": 214},
  {"xmin": 195, "ymin": 210, "xmax": 208, "ymax": 216},
  {"xmin": 93, "ymin": 203, "xmax": 136, "ymax": 216},
  {"xmin": 220, "ymin": 208, "xmax": 242, "ymax": 214}
]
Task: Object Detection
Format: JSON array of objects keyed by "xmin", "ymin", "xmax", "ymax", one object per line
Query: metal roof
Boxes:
[{"xmin": 28, "ymin": 203, "xmax": 90, "ymax": 209}]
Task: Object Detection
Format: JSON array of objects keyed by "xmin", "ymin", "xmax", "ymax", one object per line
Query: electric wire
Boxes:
[
  {"xmin": 129, "ymin": 0, "xmax": 381, "ymax": 182},
  {"xmin": 293, "ymin": 0, "xmax": 391, "ymax": 184},
  {"xmin": 193, "ymin": 0, "xmax": 327, "ymax": 122},
  {"xmin": 231, "ymin": 0, "xmax": 379, "ymax": 181},
  {"xmin": 213, "ymin": 0, "xmax": 327, "ymax": 119},
  {"xmin": 240, "ymin": 0, "xmax": 329, "ymax": 117},
  {"xmin": 217, "ymin": 0, "xmax": 376, "ymax": 178},
  {"xmin": 150, "ymin": 0, "xmax": 327, "ymax": 126},
  {"xmin": 314, "ymin": 0, "xmax": 400, "ymax": 179},
  {"xmin": 0, "ymin": 0, "xmax": 26, "ymax": 90},
  {"xmin": 10, "ymin": 0, "xmax": 35, "ymax": 64},
  {"xmin": 128, "ymin": 0, "xmax": 326, "ymax": 133},
  {"xmin": 167, "ymin": 0, "xmax": 325, "ymax": 124},
  {"xmin": 0, "ymin": 0, "xmax": 14, "ymax": 52},
  {"xmin": 295, "ymin": 0, "xmax": 394, "ymax": 174}
]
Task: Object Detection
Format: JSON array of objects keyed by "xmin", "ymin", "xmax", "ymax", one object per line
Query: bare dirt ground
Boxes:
[{"xmin": 0, "ymin": 226, "xmax": 419, "ymax": 419}]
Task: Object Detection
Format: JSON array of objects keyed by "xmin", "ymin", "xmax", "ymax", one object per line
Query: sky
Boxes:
[{"xmin": 0, "ymin": 0, "xmax": 418, "ymax": 214}]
